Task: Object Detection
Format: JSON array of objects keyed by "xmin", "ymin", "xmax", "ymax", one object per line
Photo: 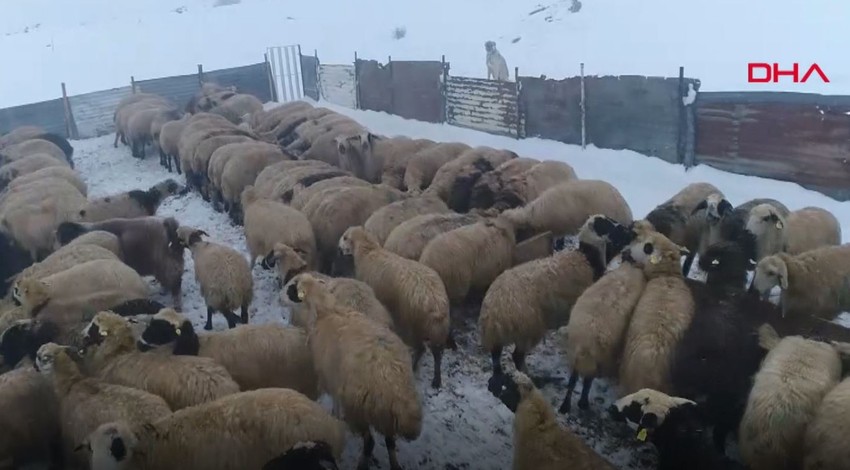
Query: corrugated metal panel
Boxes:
[
  {"xmin": 585, "ymin": 75, "xmax": 694, "ymax": 164},
  {"xmin": 0, "ymin": 98, "xmax": 67, "ymax": 137},
  {"xmin": 696, "ymin": 95, "xmax": 850, "ymax": 201},
  {"xmin": 267, "ymin": 46, "xmax": 303, "ymax": 102},
  {"xmin": 205, "ymin": 63, "xmax": 273, "ymax": 103},
  {"xmin": 300, "ymin": 55, "xmax": 320, "ymax": 101},
  {"xmin": 135, "ymin": 73, "xmax": 198, "ymax": 110},
  {"xmin": 318, "ymin": 64, "xmax": 356, "ymax": 108},
  {"xmin": 445, "ymin": 76, "xmax": 521, "ymax": 137},
  {"xmin": 68, "ymin": 86, "xmax": 133, "ymax": 138},
  {"xmin": 356, "ymin": 59, "xmax": 392, "ymax": 114}
]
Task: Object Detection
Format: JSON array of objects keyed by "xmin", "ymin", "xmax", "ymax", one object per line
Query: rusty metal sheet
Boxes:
[
  {"xmin": 696, "ymin": 95, "xmax": 850, "ymax": 201},
  {"xmin": 445, "ymin": 76, "xmax": 521, "ymax": 137},
  {"xmin": 519, "ymin": 76, "xmax": 582, "ymax": 145},
  {"xmin": 300, "ymin": 55, "xmax": 320, "ymax": 101},
  {"xmin": 356, "ymin": 59, "xmax": 393, "ymax": 114},
  {"xmin": 390, "ymin": 61, "xmax": 444, "ymax": 123}
]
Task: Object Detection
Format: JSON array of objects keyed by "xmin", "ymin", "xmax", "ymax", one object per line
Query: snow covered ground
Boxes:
[
  {"xmin": 2, "ymin": 0, "xmax": 848, "ymax": 107},
  {"xmin": 69, "ymin": 95, "xmax": 849, "ymax": 469}
]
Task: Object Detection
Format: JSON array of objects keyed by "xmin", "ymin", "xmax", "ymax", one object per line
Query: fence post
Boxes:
[
  {"xmin": 580, "ymin": 63, "xmax": 586, "ymax": 150},
  {"xmin": 265, "ymin": 52, "xmax": 278, "ymax": 102},
  {"xmin": 514, "ymin": 66, "xmax": 522, "ymax": 139},
  {"xmin": 130, "ymin": 76, "xmax": 136, "ymax": 94},
  {"xmin": 677, "ymin": 66, "xmax": 687, "ymax": 166},
  {"xmin": 60, "ymin": 82, "xmax": 78, "ymax": 140},
  {"xmin": 388, "ymin": 55, "xmax": 394, "ymax": 115},
  {"xmin": 314, "ymin": 49, "xmax": 321, "ymax": 101},
  {"xmin": 441, "ymin": 55, "xmax": 448, "ymax": 123},
  {"xmin": 354, "ymin": 52, "xmax": 361, "ymax": 110}
]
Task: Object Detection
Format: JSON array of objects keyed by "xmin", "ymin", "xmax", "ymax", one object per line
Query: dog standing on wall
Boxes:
[{"xmin": 485, "ymin": 41, "xmax": 510, "ymax": 81}]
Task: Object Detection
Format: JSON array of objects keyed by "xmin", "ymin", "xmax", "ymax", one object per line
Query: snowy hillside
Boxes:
[{"xmin": 2, "ymin": 0, "xmax": 849, "ymax": 107}]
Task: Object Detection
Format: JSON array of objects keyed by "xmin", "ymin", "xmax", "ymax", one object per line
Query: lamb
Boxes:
[
  {"xmin": 15, "ymin": 243, "xmax": 120, "ymax": 287},
  {"xmin": 288, "ymin": 175, "xmax": 370, "ymax": 209},
  {"xmin": 479, "ymin": 215, "xmax": 635, "ymax": 377},
  {"xmin": 421, "ymin": 146, "xmax": 518, "ymax": 212},
  {"xmin": 363, "ymin": 194, "xmax": 451, "ymax": 245},
  {"xmin": 338, "ymin": 226, "xmax": 450, "ymax": 387},
  {"xmin": 265, "ymin": 164, "xmax": 353, "ymax": 205},
  {"xmin": 80, "ymin": 311, "xmax": 240, "ymax": 410},
  {"xmin": 282, "ymin": 268, "xmax": 394, "ymax": 330},
  {"xmin": 0, "ymin": 153, "xmax": 70, "ymax": 189},
  {"xmin": 126, "ymin": 107, "xmax": 181, "ymax": 159},
  {"xmin": 803, "ymin": 376, "xmax": 850, "ymax": 470},
  {"xmin": 643, "ymin": 182, "xmax": 723, "ymax": 275},
  {"xmin": 0, "ymin": 138, "xmax": 69, "ymax": 166},
  {"xmin": 61, "ymin": 230, "xmax": 124, "ymax": 258},
  {"xmin": 206, "ymin": 140, "xmax": 271, "ymax": 210},
  {"xmin": 219, "ymin": 143, "xmax": 289, "ymax": 223},
  {"xmin": 189, "ymin": 134, "xmax": 255, "ymax": 196},
  {"xmin": 286, "ymin": 113, "xmax": 359, "ymax": 152},
  {"xmin": 6, "ymin": 166, "xmax": 87, "ymax": 196},
  {"xmin": 784, "ymin": 206, "xmax": 841, "ymax": 254},
  {"xmin": 176, "ymin": 226, "xmax": 253, "ymax": 330},
  {"xmin": 55, "ymin": 216, "xmax": 186, "ymax": 309},
  {"xmin": 483, "ymin": 160, "xmax": 578, "ymax": 211},
  {"xmin": 404, "ymin": 142, "xmax": 472, "ymax": 193},
  {"xmin": 335, "ymin": 132, "xmax": 435, "ymax": 188},
  {"xmin": 137, "ymin": 308, "xmax": 319, "ymax": 398},
  {"xmin": 249, "ymin": 101, "xmax": 314, "ymax": 133},
  {"xmin": 297, "ymin": 123, "xmax": 368, "ymax": 165},
  {"xmin": 618, "ymin": 230, "xmax": 696, "ymax": 395},
  {"xmin": 113, "ymin": 95, "xmax": 172, "ymax": 147},
  {"xmin": 78, "ymin": 179, "xmax": 185, "ymax": 222},
  {"xmin": 750, "ymin": 244, "xmax": 850, "ymax": 319},
  {"xmin": 34, "ymin": 342, "xmax": 172, "ymax": 469},
  {"xmin": 501, "ymin": 179, "xmax": 634, "ymax": 243},
  {"xmin": 696, "ymin": 196, "xmax": 790, "ymax": 262},
  {"xmin": 743, "ymin": 202, "xmax": 794, "ymax": 262},
  {"xmin": 558, "ymin": 259, "xmax": 647, "ymax": 413},
  {"xmin": 261, "ymin": 107, "xmax": 334, "ymax": 145},
  {"xmin": 304, "ymin": 183, "xmax": 405, "ymax": 273},
  {"xmin": 383, "ymin": 212, "xmax": 482, "ymax": 260},
  {"xmin": 609, "ymin": 389, "xmax": 745, "ymax": 470},
  {"xmin": 293, "ymin": 274, "xmax": 422, "ymax": 470},
  {"xmin": 241, "ymin": 185, "xmax": 317, "ymax": 270},
  {"xmin": 177, "ymin": 117, "xmax": 255, "ymax": 181},
  {"xmin": 251, "ymin": 159, "xmax": 334, "ymax": 200},
  {"xmin": 184, "ymin": 82, "xmax": 235, "ymax": 113},
  {"xmin": 488, "ymin": 368, "xmax": 615, "ymax": 470},
  {"xmin": 738, "ymin": 325, "xmax": 843, "ymax": 470},
  {"xmin": 0, "ymin": 365, "xmax": 60, "ymax": 468},
  {"xmin": 419, "ymin": 214, "xmax": 517, "ymax": 305}
]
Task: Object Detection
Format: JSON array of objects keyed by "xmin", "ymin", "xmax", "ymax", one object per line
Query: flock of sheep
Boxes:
[{"xmin": 0, "ymin": 80, "xmax": 849, "ymax": 470}]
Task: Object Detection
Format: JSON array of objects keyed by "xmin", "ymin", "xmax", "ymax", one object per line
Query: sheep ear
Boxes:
[
  {"xmin": 718, "ymin": 199, "xmax": 733, "ymax": 216},
  {"xmin": 678, "ymin": 245, "xmax": 690, "ymax": 256}
]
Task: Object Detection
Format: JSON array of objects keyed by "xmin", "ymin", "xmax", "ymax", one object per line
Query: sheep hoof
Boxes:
[
  {"xmin": 204, "ymin": 323, "xmax": 213, "ymax": 331},
  {"xmin": 431, "ymin": 376, "xmax": 441, "ymax": 389},
  {"xmin": 577, "ymin": 398, "xmax": 590, "ymax": 410},
  {"xmin": 558, "ymin": 400, "xmax": 571, "ymax": 415}
]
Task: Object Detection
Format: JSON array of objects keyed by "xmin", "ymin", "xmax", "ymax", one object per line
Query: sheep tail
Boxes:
[{"xmin": 757, "ymin": 323, "xmax": 781, "ymax": 350}]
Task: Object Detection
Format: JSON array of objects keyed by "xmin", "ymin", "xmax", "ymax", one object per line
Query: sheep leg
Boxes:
[
  {"xmin": 113, "ymin": 131, "xmax": 120, "ymax": 148},
  {"xmin": 356, "ymin": 431, "xmax": 376, "ymax": 470},
  {"xmin": 511, "ymin": 348, "xmax": 527, "ymax": 373},
  {"xmin": 681, "ymin": 251, "xmax": 696, "ymax": 277},
  {"xmin": 490, "ymin": 348, "xmax": 503, "ymax": 376},
  {"xmin": 386, "ymin": 436, "xmax": 403, "ymax": 470},
  {"xmin": 578, "ymin": 376, "xmax": 594, "ymax": 410},
  {"xmin": 223, "ymin": 310, "xmax": 240, "ymax": 329},
  {"xmin": 172, "ymin": 283, "xmax": 183, "ymax": 312},
  {"xmin": 412, "ymin": 345, "xmax": 426, "ymax": 372},
  {"xmin": 431, "ymin": 346, "xmax": 443, "ymax": 389},
  {"xmin": 240, "ymin": 304, "xmax": 249, "ymax": 324},
  {"xmin": 205, "ymin": 307, "xmax": 215, "ymax": 330},
  {"xmin": 559, "ymin": 370, "xmax": 579, "ymax": 414}
]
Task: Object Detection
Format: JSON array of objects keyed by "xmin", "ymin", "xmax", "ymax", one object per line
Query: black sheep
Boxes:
[
  {"xmin": 0, "ymin": 231, "xmax": 33, "ymax": 297},
  {"xmin": 261, "ymin": 441, "xmax": 339, "ymax": 470}
]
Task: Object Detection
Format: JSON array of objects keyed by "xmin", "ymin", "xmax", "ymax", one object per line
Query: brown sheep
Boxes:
[
  {"xmin": 419, "ymin": 215, "xmax": 517, "ymax": 305},
  {"xmin": 157, "ymin": 114, "xmax": 190, "ymax": 172},
  {"xmin": 422, "ymin": 146, "xmax": 518, "ymax": 212},
  {"xmin": 404, "ymin": 142, "xmax": 472, "ymax": 193},
  {"xmin": 468, "ymin": 157, "xmax": 540, "ymax": 211},
  {"xmin": 336, "ymin": 132, "xmax": 436, "ymax": 188},
  {"xmin": 363, "ymin": 195, "xmax": 451, "ymax": 245},
  {"xmin": 241, "ymin": 185, "xmax": 317, "ymax": 271},
  {"xmin": 304, "ymin": 184, "xmax": 405, "ymax": 273},
  {"xmin": 502, "ymin": 179, "xmax": 634, "ymax": 242},
  {"xmin": 383, "ymin": 212, "xmax": 483, "ymax": 260},
  {"xmin": 220, "ymin": 143, "xmax": 290, "ymax": 223},
  {"xmin": 492, "ymin": 160, "xmax": 578, "ymax": 210},
  {"xmin": 339, "ymin": 226, "xmax": 451, "ymax": 388}
]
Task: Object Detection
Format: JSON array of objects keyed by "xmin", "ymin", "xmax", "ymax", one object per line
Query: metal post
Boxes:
[
  {"xmin": 130, "ymin": 76, "xmax": 136, "ymax": 94},
  {"xmin": 315, "ymin": 49, "xmax": 321, "ymax": 101},
  {"xmin": 197, "ymin": 64, "xmax": 204, "ymax": 85},
  {"xmin": 388, "ymin": 55, "xmax": 394, "ymax": 115},
  {"xmin": 677, "ymin": 66, "xmax": 687, "ymax": 165},
  {"xmin": 440, "ymin": 55, "xmax": 448, "ymax": 123},
  {"xmin": 265, "ymin": 52, "xmax": 277, "ymax": 102},
  {"xmin": 515, "ymin": 66, "xmax": 522, "ymax": 139},
  {"xmin": 60, "ymin": 82, "xmax": 75, "ymax": 139},
  {"xmin": 354, "ymin": 51, "xmax": 361, "ymax": 109},
  {"xmin": 580, "ymin": 63, "xmax": 586, "ymax": 150}
]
